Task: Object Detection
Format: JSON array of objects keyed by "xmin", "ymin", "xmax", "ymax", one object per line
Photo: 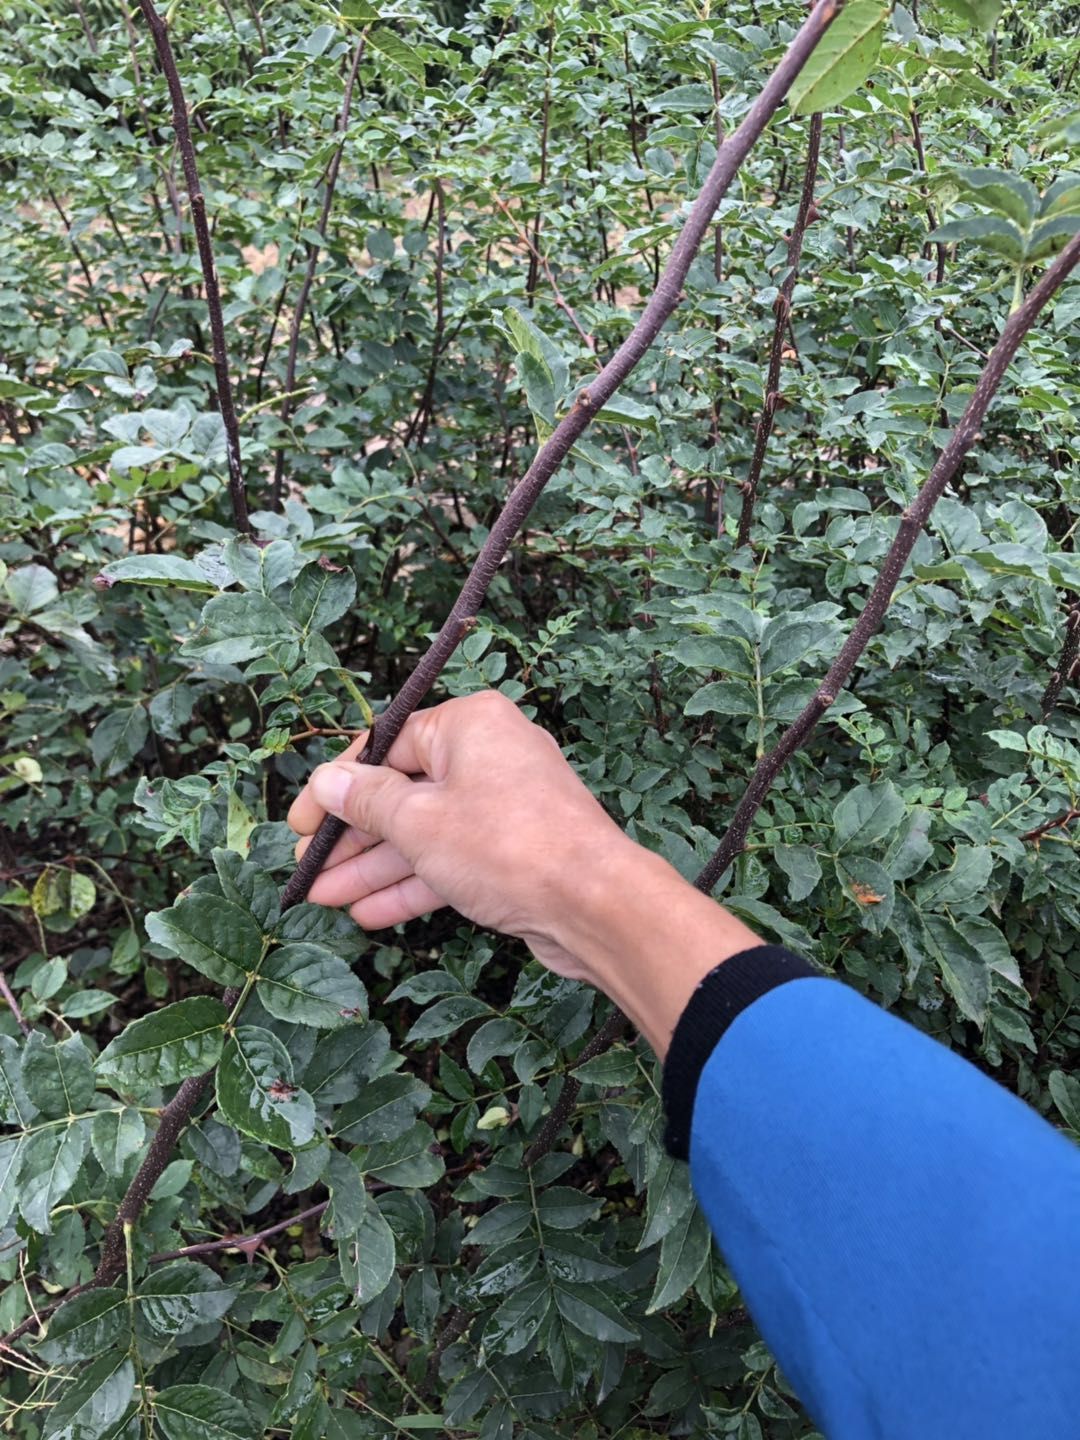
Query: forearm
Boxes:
[{"xmin": 549, "ymin": 837, "xmax": 759, "ymax": 1060}]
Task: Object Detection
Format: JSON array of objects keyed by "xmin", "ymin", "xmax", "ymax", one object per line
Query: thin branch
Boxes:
[
  {"xmin": 138, "ymin": 0, "xmax": 251, "ymax": 534},
  {"xmin": 282, "ymin": 0, "xmax": 844, "ymax": 913},
  {"xmin": 522, "ymin": 1011, "xmax": 627, "ymax": 1166},
  {"xmin": 699, "ymin": 227, "xmax": 1080, "ymax": 891},
  {"xmin": 909, "ymin": 107, "xmax": 946, "ymax": 286},
  {"xmin": 149, "ymin": 1202, "xmax": 328, "ymax": 1263},
  {"xmin": 0, "ymin": 971, "xmax": 29, "ymax": 1036},
  {"xmin": 735, "ymin": 112, "xmax": 821, "ymax": 549},
  {"xmin": 46, "ymin": 189, "xmax": 111, "ymax": 333},
  {"xmin": 1022, "ymin": 809, "xmax": 1080, "ymax": 844},
  {"xmin": 526, "ymin": 26, "xmax": 555, "ymax": 302},
  {"xmin": 494, "ymin": 197, "xmax": 596, "ymax": 351},
  {"xmin": 404, "ymin": 178, "xmax": 448, "ymax": 449},
  {"xmin": 271, "ymin": 34, "xmax": 367, "ymax": 507}
]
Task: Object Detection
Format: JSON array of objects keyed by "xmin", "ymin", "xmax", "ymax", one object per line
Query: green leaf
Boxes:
[
  {"xmin": 517, "ymin": 351, "xmax": 556, "ymax": 428},
  {"xmin": 257, "ymin": 943, "xmax": 366, "ymax": 1028},
  {"xmin": 930, "ymin": 214, "xmax": 1026, "ymax": 262},
  {"xmin": 97, "ymin": 997, "xmax": 228, "ymax": 1090},
  {"xmin": 836, "ymin": 856, "xmax": 895, "ymax": 934},
  {"xmin": 4, "ymin": 563, "xmax": 58, "ymax": 615},
  {"xmin": 759, "ymin": 618, "xmax": 833, "ymax": 677},
  {"xmin": 43, "ymin": 1351, "xmax": 134, "ymax": 1440},
  {"xmin": 466, "ymin": 1017, "xmax": 525, "ymax": 1075},
  {"xmin": 38, "ymin": 1289, "xmax": 128, "ymax": 1363},
  {"xmin": 342, "ymin": 1196, "xmax": 396, "ymax": 1303},
  {"xmin": 649, "ymin": 83, "xmax": 714, "ymax": 114},
  {"xmin": 369, "ymin": 26, "xmax": 425, "ymax": 84},
  {"xmin": 787, "ymin": 0, "xmax": 886, "ymax": 115},
  {"xmin": 553, "ymin": 1281, "xmax": 638, "ymax": 1342},
  {"xmin": 90, "ymin": 705, "xmax": 148, "ymax": 777},
  {"xmin": 639, "ymin": 1154, "xmax": 694, "ymax": 1250},
  {"xmin": 146, "ymin": 895, "xmax": 263, "ymax": 988},
  {"xmin": 137, "ymin": 1260, "xmax": 235, "ymax": 1337},
  {"xmin": 91, "ymin": 1107, "xmax": 146, "ymax": 1177},
  {"xmin": 182, "ymin": 592, "xmax": 297, "ymax": 665},
  {"xmin": 99, "ymin": 554, "xmax": 223, "ymax": 594},
  {"xmin": 1049, "ymin": 1071, "xmax": 1080, "ymax": 1134},
  {"xmin": 216, "ymin": 1026, "xmax": 316, "ymax": 1149},
  {"xmin": 936, "ymin": 0, "xmax": 1004, "ymax": 30},
  {"xmin": 0, "ymin": 1033, "xmax": 37, "ymax": 1126},
  {"xmin": 922, "ymin": 915, "xmax": 990, "ymax": 1025},
  {"xmin": 303, "ymin": 1022, "xmax": 390, "ymax": 1104},
  {"xmin": 154, "ymin": 1385, "xmax": 258, "ymax": 1440},
  {"xmin": 1028, "ymin": 213, "xmax": 1080, "ymax": 262},
  {"xmin": 571, "ymin": 1046, "xmax": 638, "ymax": 1086},
  {"xmin": 916, "ymin": 845, "xmax": 993, "ymax": 908},
  {"xmin": 595, "ymin": 395, "xmax": 661, "ymax": 434},
  {"xmin": 485, "ymin": 1279, "xmax": 552, "ymax": 1354},
  {"xmin": 774, "ymin": 844, "xmax": 822, "ymax": 902},
  {"xmin": 536, "ymin": 1186, "xmax": 602, "ymax": 1230},
  {"xmin": 291, "ymin": 564, "xmax": 356, "ymax": 633},
  {"xmin": 953, "ymin": 167, "xmax": 1039, "ymax": 227},
  {"xmin": 404, "ymin": 995, "xmax": 491, "ymax": 1043},
  {"xmin": 21, "ymin": 1033, "xmax": 95, "ymax": 1118},
  {"xmin": 647, "ymin": 1203, "xmax": 711, "ymax": 1312},
  {"xmin": 884, "ymin": 808, "xmax": 933, "ymax": 882},
  {"xmin": 0, "ymin": 1134, "xmax": 25, "ymax": 1229},
  {"xmin": 31, "ymin": 868, "xmax": 96, "ymax": 932},
  {"xmin": 213, "ymin": 849, "xmax": 281, "ymax": 930},
  {"xmin": 833, "ymin": 780, "xmax": 905, "ymax": 851},
  {"xmin": 334, "ymin": 1073, "xmax": 430, "ymax": 1142},
  {"xmin": 358, "ymin": 1119, "xmax": 446, "ymax": 1186}
]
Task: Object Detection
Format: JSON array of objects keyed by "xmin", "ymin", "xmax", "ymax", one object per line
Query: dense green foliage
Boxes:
[{"xmin": 2, "ymin": 0, "xmax": 1079, "ymax": 1435}]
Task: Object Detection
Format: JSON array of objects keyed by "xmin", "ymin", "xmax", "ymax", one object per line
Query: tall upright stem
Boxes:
[
  {"xmin": 735, "ymin": 112, "xmax": 822, "ymax": 549},
  {"xmin": 271, "ymin": 34, "xmax": 367, "ymax": 507},
  {"xmin": 138, "ymin": 0, "xmax": 251, "ymax": 534}
]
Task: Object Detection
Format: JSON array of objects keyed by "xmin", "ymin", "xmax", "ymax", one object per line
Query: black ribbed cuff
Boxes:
[{"xmin": 662, "ymin": 945, "xmax": 817, "ymax": 1160}]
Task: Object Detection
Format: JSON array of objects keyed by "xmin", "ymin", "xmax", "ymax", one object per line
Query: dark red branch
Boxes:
[
  {"xmin": 283, "ymin": 0, "xmax": 843, "ymax": 914},
  {"xmin": 1040, "ymin": 601, "xmax": 1080, "ymax": 719},
  {"xmin": 698, "ymin": 227, "xmax": 1080, "ymax": 893},
  {"xmin": 138, "ymin": 0, "xmax": 251, "ymax": 534}
]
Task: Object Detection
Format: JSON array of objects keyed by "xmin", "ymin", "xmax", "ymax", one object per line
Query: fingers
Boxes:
[
  {"xmin": 294, "ymin": 823, "xmax": 378, "ymax": 867},
  {"xmin": 305, "ymin": 839, "xmax": 417, "ymax": 908},
  {"xmin": 348, "ymin": 874, "xmax": 444, "ymax": 931},
  {"xmin": 287, "ymin": 713, "xmax": 442, "ymax": 838},
  {"xmin": 306, "ymin": 760, "xmax": 423, "ymax": 852},
  {"xmin": 287, "ymin": 729, "xmax": 370, "ymax": 836}
]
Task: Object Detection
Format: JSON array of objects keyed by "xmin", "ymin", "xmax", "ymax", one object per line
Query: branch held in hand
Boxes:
[{"xmin": 283, "ymin": 0, "xmax": 843, "ymax": 912}]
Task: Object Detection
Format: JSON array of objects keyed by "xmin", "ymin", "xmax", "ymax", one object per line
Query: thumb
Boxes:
[{"xmin": 308, "ymin": 761, "xmax": 417, "ymax": 849}]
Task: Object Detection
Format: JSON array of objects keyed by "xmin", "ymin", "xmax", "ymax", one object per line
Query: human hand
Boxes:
[
  {"xmin": 288, "ymin": 691, "xmax": 630, "ymax": 978},
  {"xmin": 288, "ymin": 690, "xmax": 759, "ymax": 1058}
]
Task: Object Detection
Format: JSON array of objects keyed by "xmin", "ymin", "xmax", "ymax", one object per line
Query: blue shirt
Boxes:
[{"xmin": 687, "ymin": 977, "xmax": 1080, "ymax": 1437}]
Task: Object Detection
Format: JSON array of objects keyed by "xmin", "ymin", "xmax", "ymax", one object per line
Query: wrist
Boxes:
[{"xmin": 550, "ymin": 837, "xmax": 760, "ymax": 1059}]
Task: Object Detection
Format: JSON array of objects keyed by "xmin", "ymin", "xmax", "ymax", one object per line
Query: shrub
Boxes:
[{"xmin": 1, "ymin": 0, "xmax": 1079, "ymax": 1436}]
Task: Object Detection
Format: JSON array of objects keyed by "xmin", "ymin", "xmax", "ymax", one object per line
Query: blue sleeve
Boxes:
[{"xmin": 688, "ymin": 977, "xmax": 1080, "ymax": 1440}]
